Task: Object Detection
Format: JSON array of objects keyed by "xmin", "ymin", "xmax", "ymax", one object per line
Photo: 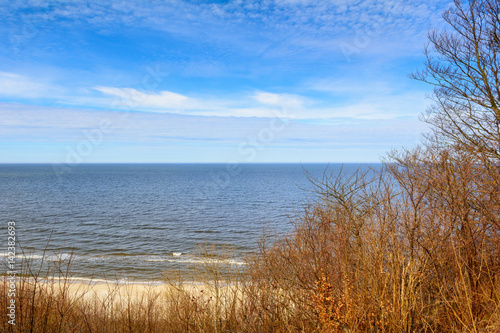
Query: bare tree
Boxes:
[{"xmin": 411, "ymin": 0, "xmax": 500, "ymax": 160}]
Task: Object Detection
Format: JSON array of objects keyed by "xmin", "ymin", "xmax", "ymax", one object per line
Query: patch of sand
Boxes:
[{"xmin": 1, "ymin": 277, "xmax": 241, "ymax": 309}]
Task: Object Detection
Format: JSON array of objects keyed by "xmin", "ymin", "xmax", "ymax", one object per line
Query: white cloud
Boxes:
[
  {"xmin": 253, "ymin": 91, "xmax": 306, "ymax": 108},
  {"xmin": 94, "ymin": 87, "xmax": 189, "ymax": 109},
  {"xmin": 0, "ymin": 72, "xmax": 56, "ymax": 98},
  {"xmin": 0, "ymin": 102, "xmax": 425, "ymax": 147},
  {"xmin": 89, "ymin": 84, "xmax": 427, "ymax": 120},
  {"xmin": 0, "ymin": 73, "xmax": 426, "ymax": 121},
  {"xmin": 4, "ymin": 0, "xmax": 450, "ymax": 62},
  {"xmin": 306, "ymin": 78, "xmax": 394, "ymax": 95},
  {"xmin": 0, "ymin": 69, "xmax": 427, "ymax": 121},
  {"xmin": 91, "ymin": 86, "xmax": 302, "ymax": 118}
]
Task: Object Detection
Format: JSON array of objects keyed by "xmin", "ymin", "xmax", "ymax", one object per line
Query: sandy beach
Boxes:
[{"xmin": 1, "ymin": 277, "xmax": 240, "ymax": 310}]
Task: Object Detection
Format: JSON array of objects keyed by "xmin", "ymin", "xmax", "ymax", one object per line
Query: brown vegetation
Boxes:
[{"xmin": 249, "ymin": 145, "xmax": 500, "ymax": 332}]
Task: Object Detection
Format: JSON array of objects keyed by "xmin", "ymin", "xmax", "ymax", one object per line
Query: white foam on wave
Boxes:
[
  {"xmin": 0, "ymin": 253, "xmax": 45, "ymax": 260},
  {"xmin": 3, "ymin": 276, "xmax": 163, "ymax": 286},
  {"xmin": 47, "ymin": 253, "xmax": 73, "ymax": 261},
  {"xmin": 145, "ymin": 257, "xmax": 247, "ymax": 266},
  {"xmin": 145, "ymin": 258, "xmax": 167, "ymax": 262},
  {"xmin": 0, "ymin": 252, "xmax": 74, "ymax": 261}
]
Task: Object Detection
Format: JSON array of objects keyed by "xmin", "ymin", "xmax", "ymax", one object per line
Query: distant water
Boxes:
[{"xmin": 0, "ymin": 163, "xmax": 379, "ymax": 281}]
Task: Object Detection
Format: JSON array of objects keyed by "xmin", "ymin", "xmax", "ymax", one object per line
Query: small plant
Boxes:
[{"xmin": 310, "ymin": 269, "xmax": 350, "ymax": 333}]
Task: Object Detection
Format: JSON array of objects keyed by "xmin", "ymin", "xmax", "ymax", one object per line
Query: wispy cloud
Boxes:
[
  {"xmin": 4, "ymin": 0, "xmax": 450, "ymax": 61},
  {"xmin": 0, "ymin": 72, "xmax": 59, "ymax": 98},
  {"xmin": 0, "ymin": 102, "xmax": 425, "ymax": 146},
  {"xmin": 0, "ymin": 71, "xmax": 428, "ymax": 121},
  {"xmin": 89, "ymin": 82, "xmax": 427, "ymax": 121},
  {"xmin": 94, "ymin": 87, "xmax": 189, "ymax": 109},
  {"xmin": 253, "ymin": 92, "xmax": 306, "ymax": 108},
  {"xmin": 0, "ymin": 0, "xmax": 447, "ymax": 162}
]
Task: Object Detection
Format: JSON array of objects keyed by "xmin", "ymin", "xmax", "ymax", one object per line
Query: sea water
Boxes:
[{"xmin": 0, "ymin": 163, "xmax": 379, "ymax": 281}]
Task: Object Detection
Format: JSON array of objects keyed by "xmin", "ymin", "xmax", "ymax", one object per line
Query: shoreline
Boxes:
[
  {"xmin": 0, "ymin": 274, "xmax": 240, "ymax": 286},
  {"xmin": 0, "ymin": 276, "xmax": 242, "ymax": 309},
  {"xmin": 1, "ymin": 275, "xmax": 166, "ymax": 286}
]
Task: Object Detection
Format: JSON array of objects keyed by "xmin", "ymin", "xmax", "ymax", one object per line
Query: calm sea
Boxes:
[{"xmin": 0, "ymin": 163, "xmax": 379, "ymax": 282}]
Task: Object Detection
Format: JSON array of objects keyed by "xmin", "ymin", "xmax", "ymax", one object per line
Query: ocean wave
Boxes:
[
  {"xmin": 0, "ymin": 253, "xmax": 45, "ymax": 260},
  {"xmin": 0, "ymin": 275, "xmax": 162, "ymax": 286},
  {"xmin": 145, "ymin": 257, "xmax": 246, "ymax": 266},
  {"xmin": 47, "ymin": 253, "xmax": 73, "ymax": 261},
  {"xmin": 0, "ymin": 252, "xmax": 74, "ymax": 261}
]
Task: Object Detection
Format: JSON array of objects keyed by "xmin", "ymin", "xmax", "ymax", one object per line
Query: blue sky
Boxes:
[{"xmin": 0, "ymin": 0, "xmax": 451, "ymax": 163}]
